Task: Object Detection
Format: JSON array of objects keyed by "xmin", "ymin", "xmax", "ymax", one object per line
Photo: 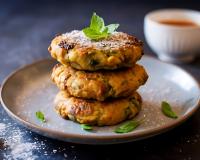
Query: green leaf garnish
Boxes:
[
  {"xmin": 90, "ymin": 12, "xmax": 105, "ymax": 31},
  {"xmin": 106, "ymin": 24, "xmax": 120, "ymax": 34},
  {"xmin": 35, "ymin": 111, "xmax": 45, "ymax": 122},
  {"xmin": 83, "ymin": 27, "xmax": 108, "ymax": 40},
  {"xmin": 83, "ymin": 12, "xmax": 119, "ymax": 40},
  {"xmin": 161, "ymin": 101, "xmax": 178, "ymax": 119},
  {"xmin": 81, "ymin": 124, "xmax": 93, "ymax": 131},
  {"xmin": 114, "ymin": 119, "xmax": 142, "ymax": 134}
]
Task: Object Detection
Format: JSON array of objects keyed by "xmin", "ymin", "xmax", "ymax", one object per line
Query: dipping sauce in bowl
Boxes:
[
  {"xmin": 144, "ymin": 9, "xmax": 200, "ymax": 63},
  {"xmin": 159, "ymin": 20, "xmax": 198, "ymax": 27}
]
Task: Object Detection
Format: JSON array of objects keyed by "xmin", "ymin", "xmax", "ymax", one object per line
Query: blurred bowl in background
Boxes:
[{"xmin": 144, "ymin": 9, "xmax": 200, "ymax": 63}]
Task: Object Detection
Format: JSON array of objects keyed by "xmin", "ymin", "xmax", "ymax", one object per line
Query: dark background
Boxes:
[{"xmin": 0, "ymin": 0, "xmax": 200, "ymax": 159}]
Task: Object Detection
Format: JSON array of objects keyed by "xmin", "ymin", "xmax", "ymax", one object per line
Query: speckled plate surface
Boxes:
[{"xmin": 1, "ymin": 56, "xmax": 200, "ymax": 144}]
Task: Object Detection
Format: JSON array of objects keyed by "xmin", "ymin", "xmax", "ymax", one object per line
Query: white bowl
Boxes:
[{"xmin": 144, "ymin": 9, "xmax": 200, "ymax": 63}]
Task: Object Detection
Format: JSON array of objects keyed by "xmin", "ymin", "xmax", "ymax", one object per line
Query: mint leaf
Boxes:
[
  {"xmin": 90, "ymin": 12, "xmax": 105, "ymax": 31},
  {"xmin": 82, "ymin": 12, "xmax": 119, "ymax": 40},
  {"xmin": 102, "ymin": 26, "xmax": 109, "ymax": 34},
  {"xmin": 81, "ymin": 124, "xmax": 93, "ymax": 131},
  {"xmin": 114, "ymin": 119, "xmax": 142, "ymax": 134},
  {"xmin": 83, "ymin": 27, "xmax": 108, "ymax": 40},
  {"xmin": 161, "ymin": 101, "xmax": 178, "ymax": 119},
  {"xmin": 35, "ymin": 111, "xmax": 45, "ymax": 122},
  {"xmin": 106, "ymin": 24, "xmax": 119, "ymax": 34}
]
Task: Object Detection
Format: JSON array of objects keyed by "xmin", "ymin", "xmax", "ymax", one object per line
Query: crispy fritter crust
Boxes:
[
  {"xmin": 54, "ymin": 91, "xmax": 142, "ymax": 126},
  {"xmin": 51, "ymin": 64, "xmax": 148, "ymax": 101},
  {"xmin": 48, "ymin": 30, "xmax": 143, "ymax": 71}
]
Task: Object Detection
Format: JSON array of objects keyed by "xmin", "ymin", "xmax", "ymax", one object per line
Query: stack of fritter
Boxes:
[{"xmin": 48, "ymin": 30, "xmax": 148, "ymax": 126}]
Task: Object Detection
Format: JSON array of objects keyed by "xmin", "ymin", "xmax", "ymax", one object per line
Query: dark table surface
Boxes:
[{"xmin": 0, "ymin": 0, "xmax": 200, "ymax": 159}]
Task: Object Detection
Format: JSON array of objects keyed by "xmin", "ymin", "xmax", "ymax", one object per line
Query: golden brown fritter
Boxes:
[
  {"xmin": 48, "ymin": 30, "xmax": 143, "ymax": 71},
  {"xmin": 54, "ymin": 91, "xmax": 142, "ymax": 126},
  {"xmin": 51, "ymin": 64, "xmax": 148, "ymax": 101}
]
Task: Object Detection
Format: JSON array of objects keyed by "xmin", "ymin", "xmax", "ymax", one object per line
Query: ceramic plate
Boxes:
[{"xmin": 1, "ymin": 56, "xmax": 200, "ymax": 144}]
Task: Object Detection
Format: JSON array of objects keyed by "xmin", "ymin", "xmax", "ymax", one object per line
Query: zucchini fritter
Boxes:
[
  {"xmin": 52, "ymin": 64, "xmax": 148, "ymax": 101},
  {"xmin": 54, "ymin": 91, "xmax": 142, "ymax": 126},
  {"xmin": 48, "ymin": 30, "xmax": 143, "ymax": 71}
]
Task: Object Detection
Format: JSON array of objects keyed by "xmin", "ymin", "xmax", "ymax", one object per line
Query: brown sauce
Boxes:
[{"xmin": 159, "ymin": 20, "xmax": 198, "ymax": 27}]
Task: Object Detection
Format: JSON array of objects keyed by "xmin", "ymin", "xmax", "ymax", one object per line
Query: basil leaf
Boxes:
[
  {"xmin": 114, "ymin": 120, "xmax": 141, "ymax": 133},
  {"xmin": 90, "ymin": 12, "xmax": 105, "ymax": 31},
  {"xmin": 82, "ymin": 12, "xmax": 119, "ymax": 40},
  {"xmin": 106, "ymin": 24, "xmax": 119, "ymax": 34},
  {"xmin": 35, "ymin": 111, "xmax": 45, "ymax": 122},
  {"xmin": 81, "ymin": 124, "xmax": 93, "ymax": 131},
  {"xmin": 161, "ymin": 101, "xmax": 178, "ymax": 119}
]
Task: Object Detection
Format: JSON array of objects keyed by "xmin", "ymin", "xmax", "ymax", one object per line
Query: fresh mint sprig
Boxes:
[{"xmin": 82, "ymin": 12, "xmax": 119, "ymax": 40}]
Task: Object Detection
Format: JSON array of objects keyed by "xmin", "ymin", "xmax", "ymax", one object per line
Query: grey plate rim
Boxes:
[{"xmin": 1, "ymin": 56, "xmax": 200, "ymax": 144}]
